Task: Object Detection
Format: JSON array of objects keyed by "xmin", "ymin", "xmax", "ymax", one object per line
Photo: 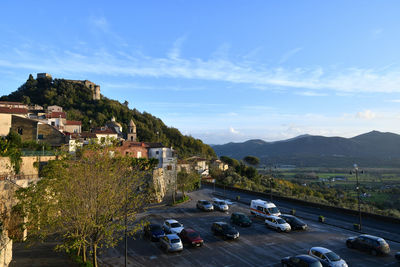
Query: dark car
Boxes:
[
  {"xmin": 178, "ymin": 228, "xmax": 204, "ymax": 247},
  {"xmin": 211, "ymin": 222, "xmax": 239, "ymax": 240},
  {"xmin": 280, "ymin": 214, "xmax": 308, "ymax": 230},
  {"xmin": 281, "ymin": 254, "xmax": 323, "ymax": 267},
  {"xmin": 395, "ymin": 252, "xmax": 400, "ymax": 261},
  {"xmin": 144, "ymin": 224, "xmax": 165, "ymax": 241},
  {"xmin": 346, "ymin": 234, "xmax": 390, "ymax": 256},
  {"xmin": 230, "ymin": 212, "xmax": 252, "ymax": 227}
]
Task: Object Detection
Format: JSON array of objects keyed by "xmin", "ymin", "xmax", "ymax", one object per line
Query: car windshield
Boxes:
[
  {"xmin": 325, "ymin": 252, "xmax": 341, "ymax": 261},
  {"xmin": 378, "ymin": 239, "xmax": 388, "ymax": 246},
  {"xmin": 150, "ymin": 225, "xmax": 162, "ymax": 231},
  {"xmin": 268, "ymin": 207, "xmax": 279, "ymax": 214},
  {"xmin": 171, "ymin": 223, "xmax": 181, "ymax": 228},
  {"xmin": 293, "ymin": 218, "xmax": 304, "ymax": 224},
  {"xmin": 170, "ymin": 238, "xmax": 180, "ymax": 244},
  {"xmin": 203, "ymin": 201, "xmax": 211, "ymax": 205},
  {"xmin": 188, "ymin": 232, "xmax": 200, "ymax": 238},
  {"xmin": 276, "ymin": 218, "xmax": 286, "ymax": 224},
  {"xmin": 221, "ymin": 224, "xmax": 233, "ymax": 231},
  {"xmin": 238, "ymin": 215, "xmax": 248, "ymax": 220}
]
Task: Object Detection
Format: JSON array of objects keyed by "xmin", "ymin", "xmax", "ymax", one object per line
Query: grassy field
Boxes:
[{"xmin": 260, "ymin": 167, "xmax": 400, "ymax": 212}]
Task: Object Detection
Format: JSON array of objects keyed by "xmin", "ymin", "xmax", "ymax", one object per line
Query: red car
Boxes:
[{"xmin": 178, "ymin": 228, "xmax": 204, "ymax": 247}]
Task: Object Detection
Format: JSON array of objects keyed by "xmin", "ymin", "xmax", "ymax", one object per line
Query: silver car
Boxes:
[
  {"xmin": 197, "ymin": 200, "xmax": 214, "ymax": 211},
  {"xmin": 213, "ymin": 199, "xmax": 229, "ymax": 211},
  {"xmin": 160, "ymin": 234, "xmax": 183, "ymax": 252},
  {"xmin": 309, "ymin": 247, "xmax": 348, "ymax": 267}
]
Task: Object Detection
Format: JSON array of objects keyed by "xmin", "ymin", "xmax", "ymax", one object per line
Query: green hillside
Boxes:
[{"xmin": 1, "ymin": 74, "xmax": 215, "ymax": 159}]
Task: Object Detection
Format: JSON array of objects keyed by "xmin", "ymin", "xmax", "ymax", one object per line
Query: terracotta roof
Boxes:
[
  {"xmin": 144, "ymin": 142, "xmax": 164, "ymax": 148},
  {"xmin": 46, "ymin": 112, "xmax": 67, "ymax": 118},
  {"xmin": 65, "ymin": 120, "xmax": 82, "ymax": 125},
  {"xmin": 70, "ymin": 132, "xmax": 97, "ymax": 139},
  {"xmin": 0, "ymin": 107, "xmax": 28, "ymax": 114},
  {"xmin": 0, "ymin": 101, "xmax": 24, "ymax": 105},
  {"xmin": 91, "ymin": 127, "xmax": 117, "ymax": 134}
]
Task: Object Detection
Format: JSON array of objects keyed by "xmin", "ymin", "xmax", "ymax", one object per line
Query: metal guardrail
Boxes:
[{"xmin": 21, "ymin": 150, "xmax": 56, "ymax": 156}]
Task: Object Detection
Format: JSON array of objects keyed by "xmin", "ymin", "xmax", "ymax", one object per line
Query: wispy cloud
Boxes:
[
  {"xmin": 229, "ymin": 126, "xmax": 240, "ymax": 134},
  {"xmin": 279, "ymin": 47, "xmax": 303, "ymax": 64},
  {"xmin": 296, "ymin": 91, "xmax": 327, "ymax": 97},
  {"xmin": 168, "ymin": 36, "xmax": 187, "ymax": 59},
  {"xmin": 356, "ymin": 110, "xmax": 376, "ymax": 120},
  {"xmin": 3, "ymin": 40, "xmax": 400, "ymax": 94}
]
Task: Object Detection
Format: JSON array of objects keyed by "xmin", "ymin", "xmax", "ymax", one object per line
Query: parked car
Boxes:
[
  {"xmin": 250, "ymin": 199, "xmax": 281, "ymax": 217},
  {"xmin": 163, "ymin": 219, "xmax": 184, "ymax": 234},
  {"xmin": 280, "ymin": 214, "xmax": 308, "ymax": 230},
  {"xmin": 265, "ymin": 215, "xmax": 291, "ymax": 232},
  {"xmin": 144, "ymin": 224, "xmax": 165, "ymax": 241},
  {"xmin": 196, "ymin": 200, "xmax": 214, "ymax": 211},
  {"xmin": 308, "ymin": 247, "xmax": 348, "ymax": 267},
  {"xmin": 346, "ymin": 234, "xmax": 390, "ymax": 256},
  {"xmin": 230, "ymin": 212, "xmax": 252, "ymax": 227},
  {"xmin": 281, "ymin": 254, "xmax": 323, "ymax": 267},
  {"xmin": 159, "ymin": 234, "xmax": 183, "ymax": 252},
  {"xmin": 213, "ymin": 198, "xmax": 229, "ymax": 211},
  {"xmin": 211, "ymin": 222, "xmax": 239, "ymax": 240},
  {"xmin": 395, "ymin": 252, "xmax": 400, "ymax": 261},
  {"xmin": 178, "ymin": 228, "xmax": 204, "ymax": 247}
]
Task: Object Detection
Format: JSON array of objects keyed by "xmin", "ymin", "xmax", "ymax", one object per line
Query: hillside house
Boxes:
[
  {"xmin": 0, "ymin": 104, "xmax": 29, "ymax": 136},
  {"xmin": 64, "ymin": 120, "xmax": 82, "ymax": 134}
]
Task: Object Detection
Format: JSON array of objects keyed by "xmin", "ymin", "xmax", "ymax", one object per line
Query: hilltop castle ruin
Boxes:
[{"xmin": 37, "ymin": 73, "xmax": 101, "ymax": 100}]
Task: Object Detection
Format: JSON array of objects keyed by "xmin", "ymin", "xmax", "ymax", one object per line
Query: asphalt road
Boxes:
[
  {"xmin": 100, "ymin": 188, "xmax": 400, "ymax": 267},
  {"xmin": 206, "ymin": 184, "xmax": 400, "ymax": 243}
]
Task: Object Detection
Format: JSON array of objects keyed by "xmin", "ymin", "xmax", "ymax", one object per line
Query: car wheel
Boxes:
[
  {"xmin": 282, "ymin": 263, "xmax": 288, "ymax": 267},
  {"xmin": 346, "ymin": 242, "xmax": 352, "ymax": 249},
  {"xmin": 277, "ymin": 227, "xmax": 282, "ymax": 233},
  {"xmin": 370, "ymin": 249, "xmax": 377, "ymax": 256}
]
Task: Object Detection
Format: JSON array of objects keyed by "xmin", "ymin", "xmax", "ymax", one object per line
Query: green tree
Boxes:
[
  {"xmin": 243, "ymin": 156, "xmax": 260, "ymax": 166},
  {"xmin": 177, "ymin": 170, "xmax": 200, "ymax": 199},
  {"xmin": 15, "ymin": 146, "xmax": 152, "ymax": 267}
]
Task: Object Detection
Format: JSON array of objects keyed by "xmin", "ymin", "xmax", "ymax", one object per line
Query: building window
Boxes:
[
  {"xmin": 130, "ymin": 136, "xmax": 133, "ymax": 141},
  {"xmin": 51, "ymin": 121, "xmax": 55, "ymax": 126},
  {"xmin": 17, "ymin": 127, "xmax": 23, "ymax": 135},
  {"xmin": 38, "ymin": 134, "xmax": 43, "ymax": 140},
  {"xmin": 167, "ymin": 165, "xmax": 172, "ymax": 170},
  {"xmin": 156, "ymin": 151, "xmax": 159, "ymax": 155}
]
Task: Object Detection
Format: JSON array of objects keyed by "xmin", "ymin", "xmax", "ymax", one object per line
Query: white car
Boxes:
[
  {"xmin": 212, "ymin": 198, "xmax": 229, "ymax": 211},
  {"xmin": 160, "ymin": 234, "xmax": 183, "ymax": 252},
  {"xmin": 163, "ymin": 219, "xmax": 184, "ymax": 234},
  {"xmin": 308, "ymin": 247, "xmax": 348, "ymax": 267},
  {"xmin": 264, "ymin": 215, "xmax": 291, "ymax": 232}
]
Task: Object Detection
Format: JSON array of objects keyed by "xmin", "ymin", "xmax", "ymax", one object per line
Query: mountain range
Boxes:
[{"xmin": 212, "ymin": 131, "xmax": 400, "ymax": 167}]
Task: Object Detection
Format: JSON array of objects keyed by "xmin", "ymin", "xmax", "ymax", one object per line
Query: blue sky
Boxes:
[{"xmin": 2, "ymin": 1, "xmax": 400, "ymax": 144}]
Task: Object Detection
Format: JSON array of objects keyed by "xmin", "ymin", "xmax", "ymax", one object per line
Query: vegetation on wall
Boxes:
[
  {"xmin": 0, "ymin": 75, "xmax": 216, "ymax": 159},
  {"xmin": 14, "ymin": 145, "xmax": 155, "ymax": 267}
]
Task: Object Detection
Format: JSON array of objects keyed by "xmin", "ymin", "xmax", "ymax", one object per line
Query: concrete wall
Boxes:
[
  {"xmin": 0, "ymin": 114, "xmax": 11, "ymax": 137},
  {"xmin": 37, "ymin": 123, "xmax": 66, "ymax": 147},
  {"xmin": 0, "ymin": 231, "xmax": 12, "ymax": 267},
  {"xmin": 10, "ymin": 116, "xmax": 37, "ymax": 142}
]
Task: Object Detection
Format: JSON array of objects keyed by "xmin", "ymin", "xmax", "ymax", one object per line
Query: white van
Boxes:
[{"xmin": 250, "ymin": 199, "xmax": 281, "ymax": 217}]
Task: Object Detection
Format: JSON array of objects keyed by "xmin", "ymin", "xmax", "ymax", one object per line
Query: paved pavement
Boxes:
[
  {"xmin": 100, "ymin": 188, "xmax": 400, "ymax": 267},
  {"xmin": 10, "ymin": 241, "xmax": 78, "ymax": 267}
]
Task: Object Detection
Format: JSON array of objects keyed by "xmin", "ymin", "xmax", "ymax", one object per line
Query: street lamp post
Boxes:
[{"xmin": 352, "ymin": 164, "xmax": 362, "ymax": 231}]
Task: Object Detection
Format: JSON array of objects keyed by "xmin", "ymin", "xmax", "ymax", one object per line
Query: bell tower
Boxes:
[{"xmin": 127, "ymin": 119, "xmax": 137, "ymax": 142}]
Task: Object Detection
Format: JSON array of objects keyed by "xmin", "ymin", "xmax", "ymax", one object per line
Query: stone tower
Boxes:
[{"xmin": 127, "ymin": 119, "xmax": 137, "ymax": 142}]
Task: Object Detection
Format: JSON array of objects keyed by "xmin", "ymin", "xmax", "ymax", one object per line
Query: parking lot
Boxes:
[{"xmin": 101, "ymin": 188, "xmax": 400, "ymax": 267}]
